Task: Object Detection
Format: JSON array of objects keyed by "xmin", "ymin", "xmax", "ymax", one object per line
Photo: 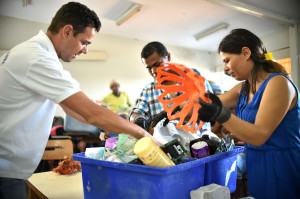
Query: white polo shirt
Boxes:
[{"xmin": 0, "ymin": 31, "xmax": 80, "ymax": 179}]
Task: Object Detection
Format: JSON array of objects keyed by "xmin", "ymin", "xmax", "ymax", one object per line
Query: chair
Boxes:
[
  {"xmin": 40, "ymin": 139, "xmax": 74, "ymax": 171},
  {"xmin": 42, "ymin": 139, "xmax": 74, "ymax": 161},
  {"xmin": 26, "ymin": 139, "xmax": 75, "ymax": 198}
]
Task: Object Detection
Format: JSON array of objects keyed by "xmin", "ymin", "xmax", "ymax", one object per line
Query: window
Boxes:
[{"xmin": 277, "ymin": 58, "xmax": 291, "ymax": 74}]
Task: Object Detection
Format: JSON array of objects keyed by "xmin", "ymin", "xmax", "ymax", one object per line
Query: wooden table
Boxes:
[{"xmin": 25, "ymin": 171, "xmax": 84, "ymax": 199}]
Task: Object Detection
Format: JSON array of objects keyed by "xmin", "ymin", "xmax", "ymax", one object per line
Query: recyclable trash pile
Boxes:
[
  {"xmin": 84, "ymin": 132, "xmax": 235, "ymax": 167},
  {"xmin": 190, "ymin": 133, "xmax": 235, "ymax": 159},
  {"xmin": 83, "ymin": 63, "xmax": 237, "ymax": 167}
]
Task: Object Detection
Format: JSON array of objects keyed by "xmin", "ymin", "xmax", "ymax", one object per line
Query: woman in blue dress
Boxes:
[{"xmin": 197, "ymin": 29, "xmax": 300, "ymax": 198}]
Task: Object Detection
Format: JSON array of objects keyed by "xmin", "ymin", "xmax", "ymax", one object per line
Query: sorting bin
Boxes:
[
  {"xmin": 202, "ymin": 146, "xmax": 244, "ymax": 192},
  {"xmin": 72, "ymin": 146, "xmax": 244, "ymax": 199},
  {"xmin": 64, "ymin": 114, "xmax": 99, "ymax": 134}
]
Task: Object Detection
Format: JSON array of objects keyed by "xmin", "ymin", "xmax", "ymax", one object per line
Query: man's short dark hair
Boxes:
[
  {"xmin": 141, "ymin": 41, "xmax": 168, "ymax": 59},
  {"xmin": 47, "ymin": 2, "xmax": 101, "ymax": 36}
]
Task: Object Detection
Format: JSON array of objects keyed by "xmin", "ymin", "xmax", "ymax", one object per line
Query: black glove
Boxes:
[
  {"xmin": 152, "ymin": 106, "xmax": 181, "ymax": 128},
  {"xmin": 198, "ymin": 93, "xmax": 231, "ymax": 124},
  {"xmin": 133, "ymin": 115, "xmax": 150, "ymax": 131}
]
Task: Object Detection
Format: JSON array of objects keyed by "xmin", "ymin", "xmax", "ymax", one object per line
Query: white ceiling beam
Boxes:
[
  {"xmin": 194, "ymin": 23, "xmax": 229, "ymax": 41},
  {"xmin": 207, "ymin": 0, "xmax": 297, "ymax": 26}
]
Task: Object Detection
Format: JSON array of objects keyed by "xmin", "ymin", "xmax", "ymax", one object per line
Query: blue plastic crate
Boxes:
[
  {"xmin": 73, "ymin": 154, "xmax": 205, "ymax": 199},
  {"xmin": 64, "ymin": 115, "xmax": 99, "ymax": 134},
  {"xmin": 72, "ymin": 146, "xmax": 244, "ymax": 199},
  {"xmin": 202, "ymin": 146, "xmax": 245, "ymax": 193}
]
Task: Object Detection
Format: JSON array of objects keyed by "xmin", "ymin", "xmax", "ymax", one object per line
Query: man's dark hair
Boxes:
[
  {"xmin": 141, "ymin": 41, "xmax": 168, "ymax": 59},
  {"xmin": 47, "ymin": 2, "xmax": 101, "ymax": 36}
]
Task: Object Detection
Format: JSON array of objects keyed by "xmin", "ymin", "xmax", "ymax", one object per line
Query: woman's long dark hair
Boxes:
[{"xmin": 218, "ymin": 29, "xmax": 289, "ymax": 95}]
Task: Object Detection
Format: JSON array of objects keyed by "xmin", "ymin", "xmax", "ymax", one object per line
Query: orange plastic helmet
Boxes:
[{"xmin": 156, "ymin": 63, "xmax": 209, "ymax": 134}]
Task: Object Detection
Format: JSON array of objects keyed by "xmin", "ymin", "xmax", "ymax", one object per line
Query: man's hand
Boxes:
[
  {"xmin": 198, "ymin": 93, "xmax": 231, "ymax": 124},
  {"xmin": 152, "ymin": 106, "xmax": 181, "ymax": 128}
]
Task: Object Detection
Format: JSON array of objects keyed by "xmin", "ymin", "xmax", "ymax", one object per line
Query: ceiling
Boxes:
[{"xmin": 0, "ymin": 0, "xmax": 299, "ymax": 52}]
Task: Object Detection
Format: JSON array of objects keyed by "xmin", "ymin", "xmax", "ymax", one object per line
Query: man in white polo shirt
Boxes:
[{"xmin": 0, "ymin": 2, "xmax": 155, "ymax": 198}]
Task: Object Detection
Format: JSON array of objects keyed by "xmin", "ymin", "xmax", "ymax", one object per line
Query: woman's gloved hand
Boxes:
[
  {"xmin": 133, "ymin": 115, "xmax": 150, "ymax": 132},
  {"xmin": 198, "ymin": 93, "xmax": 231, "ymax": 124},
  {"xmin": 152, "ymin": 106, "xmax": 181, "ymax": 128}
]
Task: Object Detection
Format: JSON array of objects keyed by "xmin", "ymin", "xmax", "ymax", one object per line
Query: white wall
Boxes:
[
  {"xmin": 209, "ymin": 26, "xmax": 292, "ymax": 91},
  {"xmin": 0, "ymin": 15, "xmax": 214, "ymax": 117},
  {"xmin": 2, "ymin": 16, "xmax": 296, "ymax": 116}
]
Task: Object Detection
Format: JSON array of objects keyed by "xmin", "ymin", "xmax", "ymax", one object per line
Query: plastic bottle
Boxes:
[{"xmin": 134, "ymin": 137, "xmax": 175, "ymax": 167}]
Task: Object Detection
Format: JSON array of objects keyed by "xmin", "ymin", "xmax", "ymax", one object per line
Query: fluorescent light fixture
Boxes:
[
  {"xmin": 116, "ymin": 3, "xmax": 142, "ymax": 26},
  {"xmin": 207, "ymin": 0, "xmax": 296, "ymax": 26},
  {"xmin": 194, "ymin": 23, "xmax": 229, "ymax": 41},
  {"xmin": 233, "ymin": 6, "xmax": 263, "ymax": 17}
]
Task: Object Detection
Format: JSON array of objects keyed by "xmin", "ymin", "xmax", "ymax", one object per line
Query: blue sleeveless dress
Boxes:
[{"xmin": 235, "ymin": 73, "xmax": 300, "ymax": 199}]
